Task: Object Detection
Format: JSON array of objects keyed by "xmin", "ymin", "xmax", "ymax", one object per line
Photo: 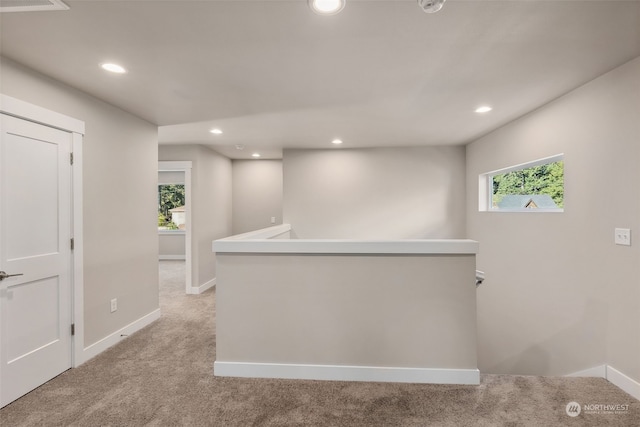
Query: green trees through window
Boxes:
[
  {"xmin": 491, "ymin": 159, "xmax": 564, "ymax": 210},
  {"xmin": 158, "ymin": 184, "xmax": 185, "ymax": 230}
]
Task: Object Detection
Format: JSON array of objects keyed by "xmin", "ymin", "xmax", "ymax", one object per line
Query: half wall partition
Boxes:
[{"xmin": 213, "ymin": 224, "xmax": 480, "ymax": 385}]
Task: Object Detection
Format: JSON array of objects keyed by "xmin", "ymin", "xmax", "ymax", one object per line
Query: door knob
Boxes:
[{"xmin": 0, "ymin": 271, "xmax": 23, "ymax": 281}]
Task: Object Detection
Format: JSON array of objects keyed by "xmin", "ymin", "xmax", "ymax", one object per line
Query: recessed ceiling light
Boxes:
[
  {"xmin": 309, "ymin": 0, "xmax": 345, "ymax": 15},
  {"xmin": 252, "ymin": 153, "xmax": 261, "ymax": 158},
  {"xmin": 210, "ymin": 128, "xmax": 223, "ymax": 135},
  {"xmin": 475, "ymin": 106, "xmax": 493, "ymax": 113},
  {"xmin": 417, "ymin": 0, "xmax": 446, "ymax": 14},
  {"xmin": 100, "ymin": 63, "xmax": 127, "ymax": 74},
  {"xmin": 332, "ymin": 139, "xmax": 343, "ymax": 145}
]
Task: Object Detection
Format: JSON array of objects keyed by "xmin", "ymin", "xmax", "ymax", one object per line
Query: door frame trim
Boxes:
[{"xmin": 0, "ymin": 94, "xmax": 85, "ymax": 367}]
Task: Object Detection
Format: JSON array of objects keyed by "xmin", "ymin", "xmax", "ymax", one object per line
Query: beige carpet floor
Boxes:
[{"xmin": 0, "ymin": 260, "xmax": 638, "ymax": 426}]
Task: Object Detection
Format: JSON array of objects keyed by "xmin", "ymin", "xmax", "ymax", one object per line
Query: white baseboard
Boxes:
[
  {"xmin": 566, "ymin": 365, "xmax": 607, "ymax": 378},
  {"xmin": 159, "ymin": 255, "xmax": 186, "ymax": 261},
  {"xmin": 214, "ymin": 361, "xmax": 480, "ymax": 385},
  {"xmin": 566, "ymin": 365, "xmax": 640, "ymax": 401},
  {"xmin": 81, "ymin": 309, "xmax": 161, "ymax": 363},
  {"xmin": 607, "ymin": 365, "xmax": 640, "ymax": 401},
  {"xmin": 189, "ymin": 277, "xmax": 215, "ymax": 295}
]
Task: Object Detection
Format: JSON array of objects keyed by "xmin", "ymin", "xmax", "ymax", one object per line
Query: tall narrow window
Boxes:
[
  {"xmin": 480, "ymin": 155, "xmax": 564, "ymax": 212},
  {"xmin": 158, "ymin": 184, "xmax": 186, "ymax": 230}
]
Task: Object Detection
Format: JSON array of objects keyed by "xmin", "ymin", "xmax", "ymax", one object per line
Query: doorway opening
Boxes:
[{"xmin": 158, "ymin": 161, "xmax": 193, "ymax": 294}]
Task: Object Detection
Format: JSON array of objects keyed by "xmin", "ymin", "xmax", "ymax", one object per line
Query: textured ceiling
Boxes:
[{"xmin": 1, "ymin": 0, "xmax": 639, "ymax": 158}]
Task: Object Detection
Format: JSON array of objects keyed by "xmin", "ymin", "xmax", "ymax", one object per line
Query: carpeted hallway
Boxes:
[{"xmin": 0, "ymin": 260, "xmax": 638, "ymax": 426}]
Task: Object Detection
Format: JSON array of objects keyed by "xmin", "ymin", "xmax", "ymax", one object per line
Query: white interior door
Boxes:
[{"xmin": 0, "ymin": 113, "xmax": 72, "ymax": 408}]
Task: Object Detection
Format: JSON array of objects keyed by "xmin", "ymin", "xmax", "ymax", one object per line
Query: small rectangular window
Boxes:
[
  {"xmin": 480, "ymin": 155, "xmax": 564, "ymax": 212},
  {"xmin": 158, "ymin": 184, "xmax": 186, "ymax": 230}
]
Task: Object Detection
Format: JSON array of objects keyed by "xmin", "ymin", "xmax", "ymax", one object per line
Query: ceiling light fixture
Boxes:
[
  {"xmin": 252, "ymin": 153, "xmax": 261, "ymax": 158},
  {"xmin": 100, "ymin": 63, "xmax": 127, "ymax": 74},
  {"xmin": 210, "ymin": 128, "xmax": 223, "ymax": 135},
  {"xmin": 417, "ymin": 0, "xmax": 446, "ymax": 14},
  {"xmin": 309, "ymin": 0, "xmax": 345, "ymax": 16},
  {"xmin": 331, "ymin": 139, "xmax": 343, "ymax": 145},
  {"xmin": 475, "ymin": 106, "xmax": 493, "ymax": 113}
]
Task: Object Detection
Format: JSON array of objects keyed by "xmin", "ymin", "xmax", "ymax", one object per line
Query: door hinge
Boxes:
[
  {"xmin": 70, "ymin": 152, "xmax": 74, "ymax": 165},
  {"xmin": 71, "ymin": 324, "xmax": 75, "ymax": 336},
  {"xmin": 70, "ymin": 238, "xmax": 74, "ymax": 250}
]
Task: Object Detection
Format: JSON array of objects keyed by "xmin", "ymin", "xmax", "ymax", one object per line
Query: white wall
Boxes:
[
  {"xmin": 0, "ymin": 57, "xmax": 159, "ymax": 346},
  {"xmin": 158, "ymin": 171, "xmax": 185, "ymax": 186},
  {"xmin": 466, "ymin": 57, "xmax": 640, "ymax": 381},
  {"xmin": 216, "ymin": 253, "xmax": 478, "ymax": 379},
  {"xmin": 158, "ymin": 145, "xmax": 232, "ymax": 285},
  {"xmin": 283, "ymin": 147, "xmax": 466, "ymax": 239},
  {"xmin": 158, "ymin": 233, "xmax": 185, "ymax": 259},
  {"xmin": 232, "ymin": 160, "xmax": 283, "ymax": 234}
]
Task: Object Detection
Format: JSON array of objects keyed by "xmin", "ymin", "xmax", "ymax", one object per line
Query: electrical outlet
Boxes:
[
  {"xmin": 110, "ymin": 298, "xmax": 118, "ymax": 313},
  {"xmin": 271, "ymin": 216, "xmax": 276, "ymax": 224},
  {"xmin": 615, "ymin": 228, "xmax": 631, "ymax": 246}
]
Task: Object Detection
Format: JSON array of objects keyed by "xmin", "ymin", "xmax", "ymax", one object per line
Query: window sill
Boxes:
[
  {"xmin": 158, "ymin": 230, "xmax": 186, "ymax": 235},
  {"xmin": 483, "ymin": 209, "xmax": 564, "ymax": 213}
]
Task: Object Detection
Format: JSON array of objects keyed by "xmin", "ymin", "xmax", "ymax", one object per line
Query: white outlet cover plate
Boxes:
[{"xmin": 615, "ymin": 228, "xmax": 631, "ymax": 246}]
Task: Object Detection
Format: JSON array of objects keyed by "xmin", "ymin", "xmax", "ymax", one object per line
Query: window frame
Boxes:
[{"xmin": 479, "ymin": 154, "xmax": 564, "ymax": 213}]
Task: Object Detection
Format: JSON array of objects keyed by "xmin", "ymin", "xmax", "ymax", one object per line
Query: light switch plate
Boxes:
[{"xmin": 615, "ymin": 228, "xmax": 631, "ymax": 246}]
